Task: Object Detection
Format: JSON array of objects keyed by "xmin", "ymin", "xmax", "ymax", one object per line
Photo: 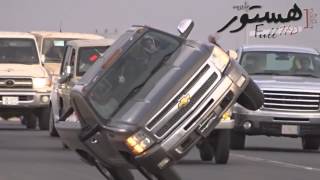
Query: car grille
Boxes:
[
  {"xmin": 146, "ymin": 63, "xmax": 220, "ymax": 139},
  {"xmin": 263, "ymin": 90, "xmax": 320, "ymax": 111},
  {"xmin": 0, "ymin": 78, "xmax": 33, "ymax": 89}
]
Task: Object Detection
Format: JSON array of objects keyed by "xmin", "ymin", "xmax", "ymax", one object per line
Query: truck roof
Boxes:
[
  {"xmin": 241, "ymin": 45, "xmax": 319, "ymax": 55},
  {"xmin": 66, "ymin": 38, "xmax": 115, "ymax": 48},
  {"xmin": 30, "ymin": 31, "xmax": 104, "ymax": 40},
  {"xmin": 0, "ymin": 32, "xmax": 36, "ymax": 39}
]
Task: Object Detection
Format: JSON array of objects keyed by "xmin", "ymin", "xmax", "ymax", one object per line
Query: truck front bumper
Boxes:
[
  {"xmin": 233, "ymin": 106, "xmax": 320, "ymax": 137},
  {"xmin": 0, "ymin": 91, "xmax": 51, "ymax": 108}
]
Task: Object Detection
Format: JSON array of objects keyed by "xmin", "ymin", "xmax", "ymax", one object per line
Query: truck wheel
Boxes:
[
  {"xmin": 237, "ymin": 78, "xmax": 263, "ymax": 111},
  {"xmin": 197, "ymin": 141, "xmax": 214, "ymax": 161},
  {"xmin": 38, "ymin": 107, "xmax": 50, "ymax": 130},
  {"xmin": 49, "ymin": 107, "xmax": 59, "ymax": 137},
  {"xmin": 230, "ymin": 132, "xmax": 245, "ymax": 150},
  {"xmin": 25, "ymin": 113, "xmax": 37, "ymax": 129},
  {"xmin": 302, "ymin": 137, "xmax": 320, "ymax": 150},
  {"xmin": 95, "ymin": 160, "xmax": 134, "ymax": 180},
  {"xmin": 152, "ymin": 167, "xmax": 181, "ymax": 180},
  {"xmin": 213, "ymin": 130, "xmax": 230, "ymax": 164}
]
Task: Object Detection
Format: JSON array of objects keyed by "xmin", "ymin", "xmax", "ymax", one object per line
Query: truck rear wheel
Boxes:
[
  {"xmin": 213, "ymin": 130, "xmax": 230, "ymax": 164},
  {"xmin": 230, "ymin": 132, "xmax": 245, "ymax": 150},
  {"xmin": 38, "ymin": 107, "xmax": 50, "ymax": 130},
  {"xmin": 302, "ymin": 137, "xmax": 320, "ymax": 150},
  {"xmin": 95, "ymin": 160, "xmax": 134, "ymax": 180},
  {"xmin": 237, "ymin": 78, "xmax": 263, "ymax": 111},
  {"xmin": 25, "ymin": 113, "xmax": 37, "ymax": 129}
]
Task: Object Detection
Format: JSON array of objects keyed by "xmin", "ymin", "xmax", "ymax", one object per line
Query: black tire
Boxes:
[
  {"xmin": 213, "ymin": 130, "xmax": 230, "ymax": 164},
  {"xmin": 230, "ymin": 132, "xmax": 246, "ymax": 150},
  {"xmin": 197, "ymin": 140, "xmax": 214, "ymax": 161},
  {"xmin": 152, "ymin": 167, "xmax": 181, "ymax": 180},
  {"xmin": 237, "ymin": 78, "xmax": 264, "ymax": 111},
  {"xmin": 49, "ymin": 107, "xmax": 59, "ymax": 137},
  {"xmin": 95, "ymin": 161, "xmax": 134, "ymax": 180},
  {"xmin": 302, "ymin": 137, "xmax": 320, "ymax": 150},
  {"xmin": 38, "ymin": 107, "xmax": 50, "ymax": 130},
  {"xmin": 25, "ymin": 113, "xmax": 37, "ymax": 129}
]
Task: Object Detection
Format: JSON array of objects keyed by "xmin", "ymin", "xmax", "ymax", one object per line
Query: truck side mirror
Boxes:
[
  {"xmin": 58, "ymin": 65, "xmax": 72, "ymax": 84},
  {"xmin": 40, "ymin": 54, "xmax": 46, "ymax": 64},
  {"xmin": 177, "ymin": 19, "xmax": 194, "ymax": 39}
]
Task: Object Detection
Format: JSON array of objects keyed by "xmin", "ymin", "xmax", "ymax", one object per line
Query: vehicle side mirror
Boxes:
[
  {"xmin": 177, "ymin": 19, "xmax": 194, "ymax": 38},
  {"xmin": 227, "ymin": 50, "xmax": 238, "ymax": 60},
  {"xmin": 58, "ymin": 65, "xmax": 72, "ymax": 84},
  {"xmin": 40, "ymin": 54, "xmax": 46, "ymax": 64}
]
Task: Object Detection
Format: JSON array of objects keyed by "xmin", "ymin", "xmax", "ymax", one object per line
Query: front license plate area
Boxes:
[
  {"xmin": 2, "ymin": 96, "xmax": 19, "ymax": 105},
  {"xmin": 281, "ymin": 125, "xmax": 299, "ymax": 135}
]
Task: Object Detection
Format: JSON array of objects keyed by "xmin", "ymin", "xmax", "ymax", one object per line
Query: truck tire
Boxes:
[
  {"xmin": 230, "ymin": 132, "xmax": 245, "ymax": 150},
  {"xmin": 302, "ymin": 137, "xmax": 320, "ymax": 150},
  {"xmin": 38, "ymin": 107, "xmax": 50, "ymax": 130},
  {"xmin": 25, "ymin": 113, "xmax": 37, "ymax": 129},
  {"xmin": 237, "ymin": 78, "xmax": 263, "ymax": 111},
  {"xmin": 95, "ymin": 161, "xmax": 134, "ymax": 180},
  {"xmin": 153, "ymin": 167, "xmax": 181, "ymax": 180},
  {"xmin": 197, "ymin": 141, "xmax": 214, "ymax": 161},
  {"xmin": 213, "ymin": 130, "xmax": 230, "ymax": 164},
  {"xmin": 49, "ymin": 107, "xmax": 59, "ymax": 137}
]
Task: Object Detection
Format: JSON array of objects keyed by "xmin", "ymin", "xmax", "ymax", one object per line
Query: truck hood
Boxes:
[
  {"xmin": 252, "ymin": 75, "xmax": 320, "ymax": 92},
  {"xmin": 0, "ymin": 64, "xmax": 48, "ymax": 77},
  {"xmin": 44, "ymin": 63, "xmax": 61, "ymax": 76}
]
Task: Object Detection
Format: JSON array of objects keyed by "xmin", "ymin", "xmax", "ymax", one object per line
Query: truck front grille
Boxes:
[
  {"xmin": 0, "ymin": 78, "xmax": 33, "ymax": 89},
  {"xmin": 263, "ymin": 90, "xmax": 320, "ymax": 111}
]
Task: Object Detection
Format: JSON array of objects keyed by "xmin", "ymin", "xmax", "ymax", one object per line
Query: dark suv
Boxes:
[{"xmin": 56, "ymin": 20, "xmax": 263, "ymax": 180}]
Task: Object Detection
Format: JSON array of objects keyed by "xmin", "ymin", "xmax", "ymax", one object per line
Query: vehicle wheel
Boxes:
[
  {"xmin": 49, "ymin": 107, "xmax": 59, "ymax": 137},
  {"xmin": 95, "ymin": 160, "xmax": 134, "ymax": 180},
  {"xmin": 302, "ymin": 137, "xmax": 320, "ymax": 150},
  {"xmin": 38, "ymin": 107, "xmax": 50, "ymax": 130},
  {"xmin": 213, "ymin": 130, "xmax": 230, "ymax": 164},
  {"xmin": 197, "ymin": 140, "xmax": 214, "ymax": 161},
  {"xmin": 25, "ymin": 113, "xmax": 37, "ymax": 129},
  {"xmin": 230, "ymin": 132, "xmax": 245, "ymax": 150},
  {"xmin": 152, "ymin": 167, "xmax": 181, "ymax": 180},
  {"xmin": 237, "ymin": 78, "xmax": 264, "ymax": 111}
]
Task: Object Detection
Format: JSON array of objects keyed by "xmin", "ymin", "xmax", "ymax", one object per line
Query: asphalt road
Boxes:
[{"xmin": 1, "ymin": 120, "xmax": 320, "ymax": 180}]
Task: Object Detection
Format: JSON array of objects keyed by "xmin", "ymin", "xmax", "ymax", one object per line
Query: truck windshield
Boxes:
[
  {"xmin": 42, "ymin": 38, "xmax": 72, "ymax": 63},
  {"xmin": 89, "ymin": 30, "xmax": 181, "ymax": 120},
  {"xmin": 240, "ymin": 51, "xmax": 320, "ymax": 77},
  {"xmin": 77, "ymin": 46, "xmax": 109, "ymax": 76},
  {"xmin": 0, "ymin": 38, "xmax": 39, "ymax": 64}
]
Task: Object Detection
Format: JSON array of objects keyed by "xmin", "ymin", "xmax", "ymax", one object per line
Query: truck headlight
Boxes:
[
  {"xmin": 33, "ymin": 78, "xmax": 51, "ymax": 88},
  {"xmin": 211, "ymin": 46, "xmax": 230, "ymax": 71},
  {"xmin": 126, "ymin": 131, "xmax": 155, "ymax": 155}
]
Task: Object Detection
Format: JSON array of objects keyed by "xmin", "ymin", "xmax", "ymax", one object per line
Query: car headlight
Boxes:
[
  {"xmin": 211, "ymin": 45, "xmax": 230, "ymax": 71},
  {"xmin": 126, "ymin": 131, "xmax": 155, "ymax": 155},
  {"xmin": 33, "ymin": 78, "xmax": 51, "ymax": 88}
]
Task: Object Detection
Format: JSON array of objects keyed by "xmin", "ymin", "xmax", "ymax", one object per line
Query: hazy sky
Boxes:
[{"xmin": 1, "ymin": 0, "xmax": 319, "ymax": 49}]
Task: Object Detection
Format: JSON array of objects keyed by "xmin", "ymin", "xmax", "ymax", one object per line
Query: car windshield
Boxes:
[
  {"xmin": 89, "ymin": 30, "xmax": 181, "ymax": 120},
  {"xmin": 42, "ymin": 38, "xmax": 73, "ymax": 63},
  {"xmin": 0, "ymin": 38, "xmax": 39, "ymax": 64},
  {"xmin": 240, "ymin": 51, "xmax": 320, "ymax": 77},
  {"xmin": 77, "ymin": 46, "xmax": 109, "ymax": 76}
]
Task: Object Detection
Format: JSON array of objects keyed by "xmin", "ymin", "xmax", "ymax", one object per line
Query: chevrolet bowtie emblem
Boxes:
[{"xmin": 178, "ymin": 94, "xmax": 191, "ymax": 109}]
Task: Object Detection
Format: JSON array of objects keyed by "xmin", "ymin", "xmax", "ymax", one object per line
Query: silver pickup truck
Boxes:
[
  {"xmin": 56, "ymin": 20, "xmax": 263, "ymax": 180},
  {"xmin": 232, "ymin": 45, "xmax": 320, "ymax": 150}
]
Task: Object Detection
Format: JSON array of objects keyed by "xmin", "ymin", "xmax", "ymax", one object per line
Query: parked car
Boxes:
[
  {"xmin": 30, "ymin": 31, "xmax": 104, "ymax": 77},
  {"xmin": 196, "ymin": 108, "xmax": 233, "ymax": 164},
  {"xmin": 232, "ymin": 45, "xmax": 320, "ymax": 150},
  {"xmin": 49, "ymin": 39, "xmax": 114, "ymax": 137},
  {"xmin": 56, "ymin": 19, "xmax": 263, "ymax": 180},
  {"xmin": 0, "ymin": 32, "xmax": 51, "ymax": 129}
]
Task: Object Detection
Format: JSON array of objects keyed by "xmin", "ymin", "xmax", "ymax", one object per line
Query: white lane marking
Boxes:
[{"xmin": 231, "ymin": 153, "xmax": 320, "ymax": 172}]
